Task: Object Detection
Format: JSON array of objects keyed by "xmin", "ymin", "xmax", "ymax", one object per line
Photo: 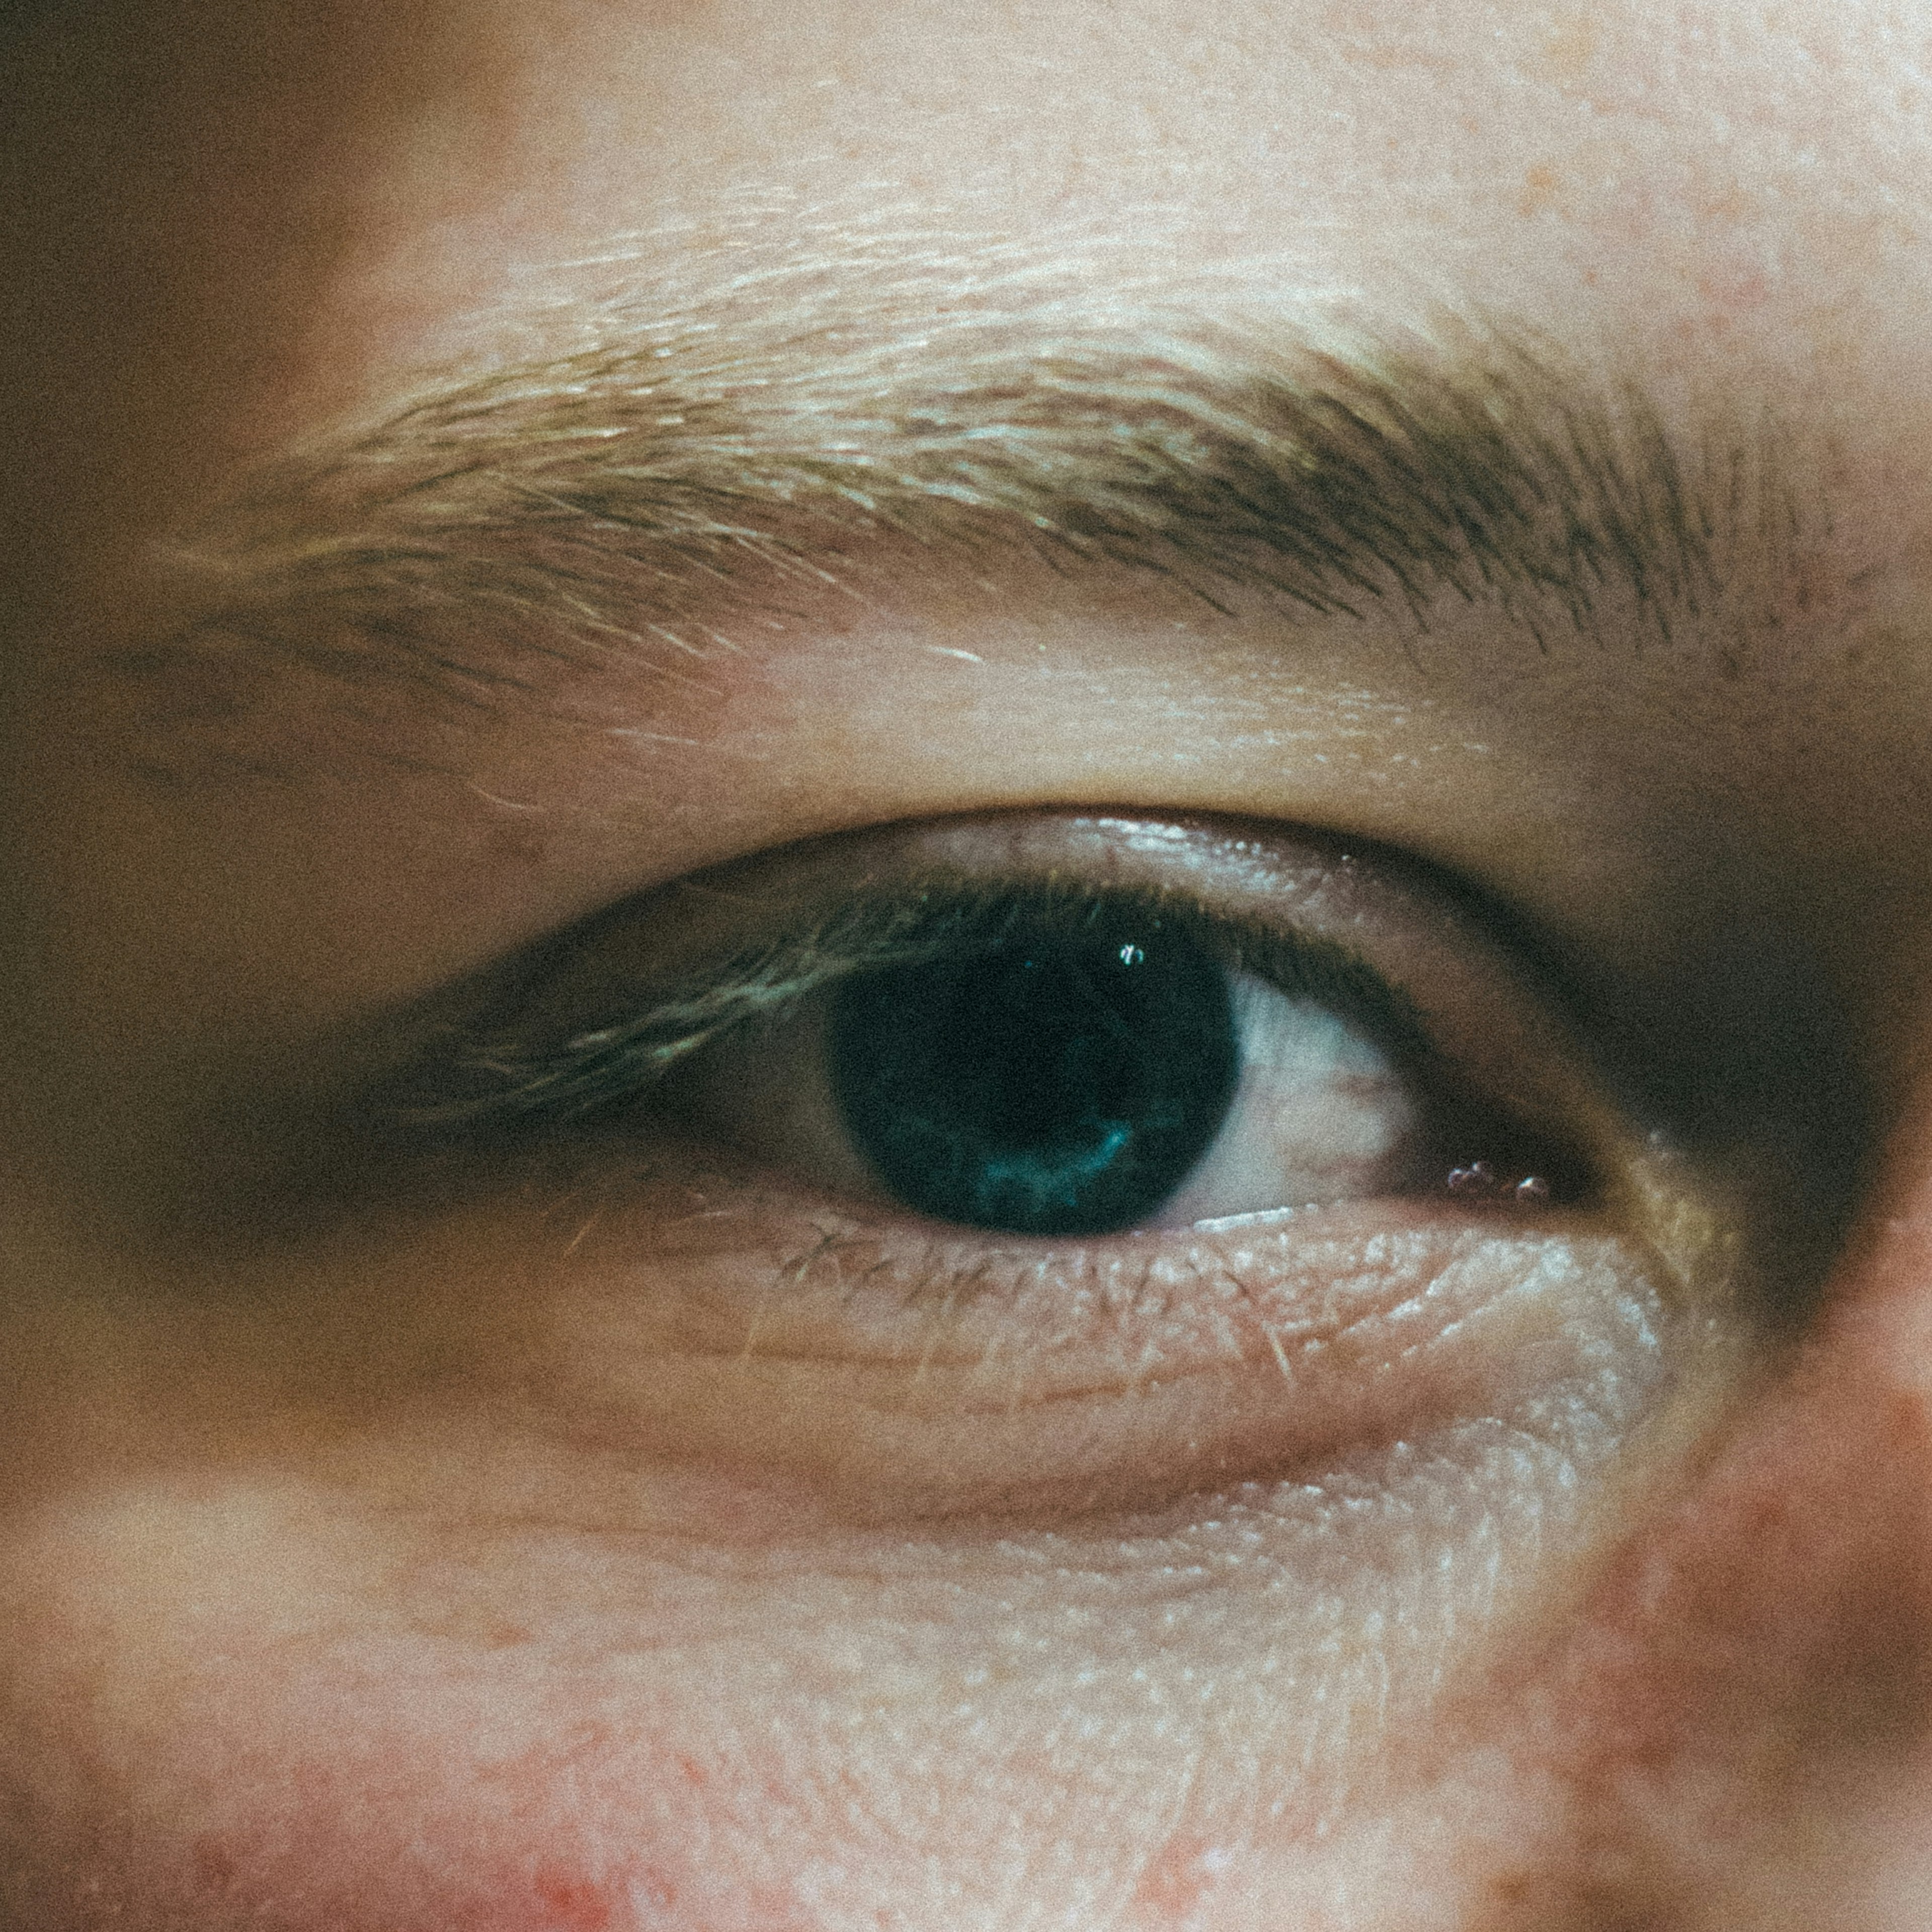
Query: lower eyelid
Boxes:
[{"xmin": 480, "ymin": 1154, "xmax": 1682, "ymax": 1526}]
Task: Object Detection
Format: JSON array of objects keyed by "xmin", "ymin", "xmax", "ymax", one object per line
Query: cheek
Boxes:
[
  {"xmin": 1491, "ymin": 1242, "xmax": 1932, "ymax": 1920},
  {"xmin": 8, "ymin": 1457, "xmax": 1250, "ymax": 1932},
  {"xmin": 0, "ymin": 1495, "xmax": 850, "ymax": 1932},
  {"xmin": 0, "ymin": 1407, "xmax": 1575, "ymax": 1932},
  {"xmin": 127, "ymin": 1673, "xmax": 806, "ymax": 1932}
]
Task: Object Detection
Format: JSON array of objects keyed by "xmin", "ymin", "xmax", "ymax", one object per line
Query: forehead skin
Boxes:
[
  {"xmin": 10, "ymin": 0, "xmax": 1932, "ymax": 1054},
  {"xmin": 8, "ymin": 3, "xmax": 1932, "ymax": 1930},
  {"xmin": 12, "ymin": 0, "xmax": 1932, "ymax": 530}
]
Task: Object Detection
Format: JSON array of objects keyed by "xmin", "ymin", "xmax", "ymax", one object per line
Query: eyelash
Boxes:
[{"xmin": 376, "ymin": 872, "xmax": 1590, "ymax": 1206}]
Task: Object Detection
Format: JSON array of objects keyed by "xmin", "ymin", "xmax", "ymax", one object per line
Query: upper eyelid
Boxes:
[{"xmin": 377, "ymin": 878, "xmax": 1420, "ymax": 1134}]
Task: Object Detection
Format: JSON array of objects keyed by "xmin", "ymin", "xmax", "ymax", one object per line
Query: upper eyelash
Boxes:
[{"xmin": 373, "ymin": 876, "xmax": 1435, "ymax": 1140}]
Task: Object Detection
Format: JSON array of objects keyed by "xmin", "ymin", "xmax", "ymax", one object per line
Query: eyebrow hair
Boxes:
[{"xmin": 144, "ymin": 273, "xmax": 1803, "ymax": 738}]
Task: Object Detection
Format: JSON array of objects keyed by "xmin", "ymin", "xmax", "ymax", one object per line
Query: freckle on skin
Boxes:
[
  {"xmin": 1518, "ymin": 163, "xmax": 1559, "ymax": 218},
  {"xmin": 486, "ymin": 825, "xmax": 550, "ymax": 868},
  {"xmin": 1540, "ymin": 11, "xmax": 1600, "ymax": 89},
  {"xmin": 532, "ymin": 1865, "xmax": 616, "ymax": 1931},
  {"xmin": 1131, "ymin": 1835, "xmax": 1228, "ymax": 1920},
  {"xmin": 192, "ymin": 1834, "xmax": 237, "ymax": 1893}
]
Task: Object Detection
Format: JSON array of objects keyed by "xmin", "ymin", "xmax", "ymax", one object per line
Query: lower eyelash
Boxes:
[{"xmin": 524, "ymin": 1151, "xmax": 1677, "ymax": 1495}]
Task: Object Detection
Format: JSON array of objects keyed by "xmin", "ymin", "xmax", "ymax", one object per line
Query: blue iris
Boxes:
[{"xmin": 828, "ymin": 922, "xmax": 1239, "ymax": 1236}]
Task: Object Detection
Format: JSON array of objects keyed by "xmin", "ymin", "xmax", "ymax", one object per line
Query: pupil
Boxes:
[{"xmin": 828, "ymin": 922, "xmax": 1240, "ymax": 1236}]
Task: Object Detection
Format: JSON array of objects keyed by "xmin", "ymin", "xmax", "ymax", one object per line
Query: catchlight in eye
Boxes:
[{"xmin": 828, "ymin": 917, "xmax": 1239, "ymax": 1237}]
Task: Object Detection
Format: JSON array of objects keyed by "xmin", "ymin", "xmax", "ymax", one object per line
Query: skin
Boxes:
[{"xmin": 8, "ymin": 1, "xmax": 1932, "ymax": 1925}]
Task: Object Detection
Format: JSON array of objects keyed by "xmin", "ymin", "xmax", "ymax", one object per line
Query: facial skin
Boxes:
[{"xmin": 8, "ymin": 1, "xmax": 1932, "ymax": 1926}]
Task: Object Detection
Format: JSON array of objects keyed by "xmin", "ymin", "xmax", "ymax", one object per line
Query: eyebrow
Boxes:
[{"xmin": 145, "ymin": 284, "xmax": 1803, "ymax": 732}]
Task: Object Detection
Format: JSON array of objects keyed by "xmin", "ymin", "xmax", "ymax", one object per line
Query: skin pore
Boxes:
[{"xmin": 9, "ymin": 1, "xmax": 1932, "ymax": 1927}]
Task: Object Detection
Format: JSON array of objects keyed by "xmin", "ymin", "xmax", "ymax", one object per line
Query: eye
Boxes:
[
  {"xmin": 670, "ymin": 894, "xmax": 1554, "ymax": 1237},
  {"xmin": 387, "ymin": 809, "xmax": 1595, "ymax": 1242}
]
